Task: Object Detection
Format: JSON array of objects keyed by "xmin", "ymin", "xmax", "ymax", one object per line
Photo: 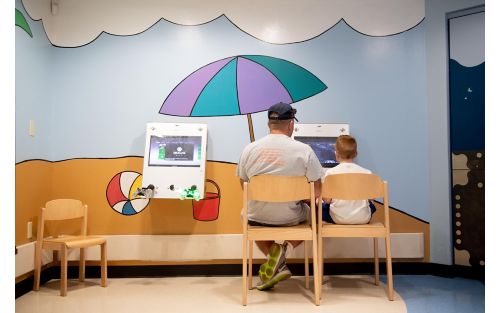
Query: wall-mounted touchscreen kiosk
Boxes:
[
  {"xmin": 141, "ymin": 122, "xmax": 208, "ymax": 199},
  {"xmin": 293, "ymin": 124, "xmax": 349, "ymax": 168}
]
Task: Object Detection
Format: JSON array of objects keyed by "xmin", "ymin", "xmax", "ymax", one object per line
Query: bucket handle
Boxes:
[{"xmin": 204, "ymin": 179, "xmax": 221, "ymax": 198}]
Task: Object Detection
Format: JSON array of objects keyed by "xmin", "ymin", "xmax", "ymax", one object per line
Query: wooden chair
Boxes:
[
  {"xmin": 242, "ymin": 175, "xmax": 320, "ymax": 306},
  {"xmin": 318, "ymin": 173, "xmax": 394, "ymax": 300},
  {"xmin": 33, "ymin": 199, "xmax": 107, "ymax": 296}
]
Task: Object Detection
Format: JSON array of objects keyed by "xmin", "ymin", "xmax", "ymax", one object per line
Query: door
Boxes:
[{"xmin": 448, "ymin": 7, "xmax": 485, "ymax": 268}]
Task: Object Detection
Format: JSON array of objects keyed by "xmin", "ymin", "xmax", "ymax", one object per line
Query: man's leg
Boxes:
[
  {"xmin": 255, "ymin": 241, "xmax": 274, "ymax": 255},
  {"xmin": 257, "ymin": 241, "xmax": 285, "ymax": 282},
  {"xmin": 287, "ymin": 240, "xmax": 303, "ymax": 249},
  {"xmin": 256, "ymin": 240, "xmax": 298, "ymax": 291}
]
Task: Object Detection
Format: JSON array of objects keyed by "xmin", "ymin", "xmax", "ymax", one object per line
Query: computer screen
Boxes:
[
  {"xmin": 148, "ymin": 135, "xmax": 202, "ymax": 167},
  {"xmin": 294, "ymin": 136, "xmax": 338, "ymax": 168}
]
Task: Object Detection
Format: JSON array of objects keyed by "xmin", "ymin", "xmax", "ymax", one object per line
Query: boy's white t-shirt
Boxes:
[
  {"xmin": 236, "ymin": 134, "xmax": 323, "ymax": 225},
  {"xmin": 323, "ymin": 162, "xmax": 372, "ymax": 224}
]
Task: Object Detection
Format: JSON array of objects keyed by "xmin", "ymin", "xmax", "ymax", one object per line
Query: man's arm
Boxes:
[{"xmin": 314, "ymin": 179, "xmax": 322, "ymax": 198}]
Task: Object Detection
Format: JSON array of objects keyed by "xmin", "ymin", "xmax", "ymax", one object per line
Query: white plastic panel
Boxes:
[
  {"xmin": 293, "ymin": 123, "xmax": 350, "ymax": 137},
  {"xmin": 142, "ymin": 122, "xmax": 208, "ymax": 199}
]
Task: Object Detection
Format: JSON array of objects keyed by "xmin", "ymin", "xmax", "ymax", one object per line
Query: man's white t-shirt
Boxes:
[
  {"xmin": 237, "ymin": 134, "xmax": 323, "ymax": 225},
  {"xmin": 323, "ymin": 162, "xmax": 372, "ymax": 224}
]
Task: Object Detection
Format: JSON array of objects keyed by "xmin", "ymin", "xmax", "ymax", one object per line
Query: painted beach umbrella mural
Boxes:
[{"xmin": 159, "ymin": 55, "xmax": 327, "ymax": 141}]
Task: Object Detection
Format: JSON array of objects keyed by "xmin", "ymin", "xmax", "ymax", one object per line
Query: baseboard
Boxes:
[
  {"xmin": 15, "ymin": 233, "xmax": 425, "ymax": 277},
  {"xmin": 16, "ymin": 262, "xmax": 484, "ymax": 299}
]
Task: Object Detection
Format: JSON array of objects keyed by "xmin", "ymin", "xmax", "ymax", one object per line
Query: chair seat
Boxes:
[
  {"xmin": 320, "ymin": 222, "xmax": 387, "ymax": 238},
  {"xmin": 247, "ymin": 223, "xmax": 313, "ymax": 241},
  {"xmin": 321, "ymin": 221, "xmax": 384, "ymax": 228},
  {"xmin": 44, "ymin": 236, "xmax": 106, "ymax": 249}
]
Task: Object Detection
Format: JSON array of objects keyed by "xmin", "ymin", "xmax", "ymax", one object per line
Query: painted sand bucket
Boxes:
[{"xmin": 192, "ymin": 179, "xmax": 220, "ymax": 221}]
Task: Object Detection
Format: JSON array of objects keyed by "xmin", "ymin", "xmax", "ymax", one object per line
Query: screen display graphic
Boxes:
[
  {"xmin": 294, "ymin": 136, "xmax": 338, "ymax": 168},
  {"xmin": 148, "ymin": 135, "xmax": 202, "ymax": 167}
]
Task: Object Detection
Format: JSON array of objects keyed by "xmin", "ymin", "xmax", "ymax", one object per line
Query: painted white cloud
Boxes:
[
  {"xmin": 449, "ymin": 11, "xmax": 484, "ymax": 67},
  {"xmin": 23, "ymin": 0, "xmax": 424, "ymax": 47}
]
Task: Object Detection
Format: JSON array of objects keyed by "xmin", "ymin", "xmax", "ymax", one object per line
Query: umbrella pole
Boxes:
[{"xmin": 247, "ymin": 114, "xmax": 255, "ymax": 142}]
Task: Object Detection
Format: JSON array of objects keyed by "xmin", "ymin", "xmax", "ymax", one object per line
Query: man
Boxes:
[{"xmin": 236, "ymin": 102, "xmax": 323, "ymax": 290}]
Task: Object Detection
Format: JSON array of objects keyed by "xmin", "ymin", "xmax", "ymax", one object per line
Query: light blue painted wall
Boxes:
[
  {"xmin": 16, "ymin": 4, "xmax": 430, "ymax": 224},
  {"xmin": 15, "ymin": 1, "xmax": 53, "ymax": 162}
]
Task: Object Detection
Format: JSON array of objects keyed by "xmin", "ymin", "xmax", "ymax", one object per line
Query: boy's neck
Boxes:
[{"xmin": 337, "ymin": 157, "xmax": 354, "ymax": 163}]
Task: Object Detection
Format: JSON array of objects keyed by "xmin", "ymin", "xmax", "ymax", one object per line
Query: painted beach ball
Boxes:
[{"xmin": 106, "ymin": 171, "xmax": 149, "ymax": 216}]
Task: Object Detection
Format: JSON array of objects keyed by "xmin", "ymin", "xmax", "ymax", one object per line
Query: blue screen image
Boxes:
[{"xmin": 294, "ymin": 136, "xmax": 338, "ymax": 168}]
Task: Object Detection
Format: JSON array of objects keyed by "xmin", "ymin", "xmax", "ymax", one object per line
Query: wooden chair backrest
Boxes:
[
  {"xmin": 321, "ymin": 173, "xmax": 390, "ymax": 228},
  {"xmin": 322, "ymin": 173, "xmax": 384, "ymax": 200},
  {"xmin": 44, "ymin": 199, "xmax": 86, "ymax": 220},
  {"xmin": 39, "ymin": 199, "xmax": 88, "ymax": 239},
  {"xmin": 247, "ymin": 175, "xmax": 311, "ymax": 202}
]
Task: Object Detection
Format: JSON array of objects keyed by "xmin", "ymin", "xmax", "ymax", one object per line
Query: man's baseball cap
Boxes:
[{"xmin": 267, "ymin": 102, "xmax": 298, "ymax": 121}]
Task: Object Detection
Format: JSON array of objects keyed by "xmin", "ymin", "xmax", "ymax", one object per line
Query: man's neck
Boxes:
[{"xmin": 270, "ymin": 130, "xmax": 290, "ymax": 136}]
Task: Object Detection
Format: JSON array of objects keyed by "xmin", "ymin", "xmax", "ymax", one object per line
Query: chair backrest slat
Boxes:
[
  {"xmin": 44, "ymin": 199, "xmax": 85, "ymax": 221},
  {"xmin": 248, "ymin": 175, "xmax": 311, "ymax": 202},
  {"xmin": 322, "ymin": 173, "xmax": 384, "ymax": 200}
]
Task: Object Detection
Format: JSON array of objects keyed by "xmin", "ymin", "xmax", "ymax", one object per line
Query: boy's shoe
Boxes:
[
  {"xmin": 258, "ymin": 243, "xmax": 287, "ymax": 283},
  {"xmin": 256, "ymin": 263, "xmax": 292, "ymax": 291}
]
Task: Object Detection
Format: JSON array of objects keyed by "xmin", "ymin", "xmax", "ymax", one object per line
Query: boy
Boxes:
[{"xmin": 322, "ymin": 135, "xmax": 376, "ymax": 224}]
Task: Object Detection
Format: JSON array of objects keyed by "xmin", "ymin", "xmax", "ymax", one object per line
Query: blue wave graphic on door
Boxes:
[{"xmin": 449, "ymin": 59, "xmax": 485, "ymax": 151}]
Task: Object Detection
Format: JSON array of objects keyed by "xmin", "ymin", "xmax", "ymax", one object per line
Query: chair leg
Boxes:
[
  {"xmin": 312, "ymin": 237, "xmax": 320, "ymax": 306},
  {"xmin": 374, "ymin": 238, "xmax": 379, "ymax": 286},
  {"xmin": 304, "ymin": 241, "xmax": 309, "ymax": 289},
  {"xmin": 242, "ymin": 236, "xmax": 248, "ymax": 306},
  {"xmin": 79, "ymin": 248, "xmax": 86, "ymax": 282},
  {"xmin": 60, "ymin": 246, "xmax": 68, "ymax": 296},
  {"xmin": 101, "ymin": 242, "xmax": 107, "ymax": 287},
  {"xmin": 385, "ymin": 236, "xmax": 394, "ymax": 301},
  {"xmin": 33, "ymin": 241, "xmax": 42, "ymax": 291},
  {"xmin": 318, "ymin": 235, "xmax": 323, "ymax": 299},
  {"xmin": 248, "ymin": 240, "xmax": 253, "ymax": 289}
]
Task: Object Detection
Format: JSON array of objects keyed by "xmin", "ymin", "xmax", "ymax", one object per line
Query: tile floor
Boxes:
[{"xmin": 15, "ymin": 275, "xmax": 484, "ymax": 313}]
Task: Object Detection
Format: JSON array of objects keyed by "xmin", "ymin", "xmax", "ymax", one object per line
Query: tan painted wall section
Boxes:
[{"xmin": 16, "ymin": 157, "xmax": 428, "ymax": 262}]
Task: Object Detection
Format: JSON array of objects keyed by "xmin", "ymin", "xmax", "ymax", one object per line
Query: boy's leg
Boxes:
[
  {"xmin": 322, "ymin": 202, "xmax": 335, "ymax": 223},
  {"xmin": 369, "ymin": 200, "xmax": 377, "ymax": 214}
]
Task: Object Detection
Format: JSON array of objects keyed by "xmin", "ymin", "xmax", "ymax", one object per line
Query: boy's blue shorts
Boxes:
[{"xmin": 322, "ymin": 201, "xmax": 377, "ymax": 224}]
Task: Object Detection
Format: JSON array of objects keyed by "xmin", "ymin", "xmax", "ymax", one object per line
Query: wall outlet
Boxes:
[{"xmin": 27, "ymin": 221, "xmax": 33, "ymax": 239}]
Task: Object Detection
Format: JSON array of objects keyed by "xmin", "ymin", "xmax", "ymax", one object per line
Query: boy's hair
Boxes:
[{"xmin": 336, "ymin": 135, "xmax": 358, "ymax": 159}]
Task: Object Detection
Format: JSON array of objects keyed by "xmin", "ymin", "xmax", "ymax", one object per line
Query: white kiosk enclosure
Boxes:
[
  {"xmin": 142, "ymin": 122, "xmax": 208, "ymax": 199},
  {"xmin": 293, "ymin": 123, "xmax": 349, "ymax": 168}
]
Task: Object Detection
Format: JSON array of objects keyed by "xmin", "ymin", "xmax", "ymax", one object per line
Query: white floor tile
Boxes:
[{"xmin": 16, "ymin": 275, "xmax": 406, "ymax": 313}]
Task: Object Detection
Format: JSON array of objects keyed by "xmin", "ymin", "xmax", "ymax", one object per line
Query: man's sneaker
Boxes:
[
  {"xmin": 256, "ymin": 263, "xmax": 292, "ymax": 291},
  {"xmin": 258, "ymin": 243, "xmax": 287, "ymax": 283}
]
